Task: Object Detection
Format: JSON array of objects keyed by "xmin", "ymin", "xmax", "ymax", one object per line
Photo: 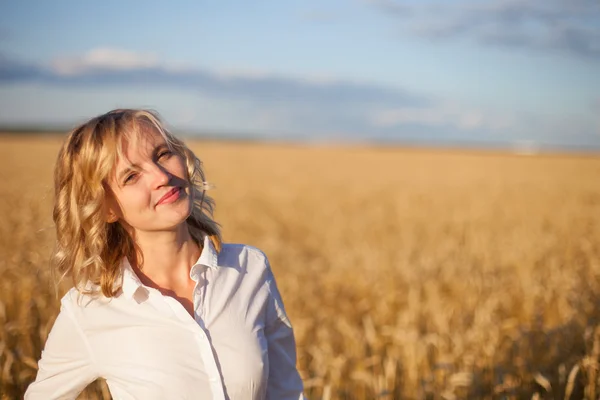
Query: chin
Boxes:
[
  {"xmin": 142, "ymin": 220, "xmax": 189, "ymax": 234},
  {"xmin": 162, "ymin": 212, "xmax": 192, "ymax": 230},
  {"xmin": 160, "ymin": 198, "xmax": 192, "ymax": 218}
]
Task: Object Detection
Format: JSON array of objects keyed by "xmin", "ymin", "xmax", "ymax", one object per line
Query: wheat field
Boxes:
[{"xmin": 1, "ymin": 133, "xmax": 600, "ymax": 399}]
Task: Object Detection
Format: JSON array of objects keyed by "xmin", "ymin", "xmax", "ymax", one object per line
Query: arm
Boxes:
[
  {"xmin": 25, "ymin": 296, "xmax": 98, "ymax": 400},
  {"xmin": 264, "ymin": 260, "xmax": 305, "ymax": 400}
]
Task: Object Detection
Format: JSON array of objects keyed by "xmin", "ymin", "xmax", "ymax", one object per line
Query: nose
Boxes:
[{"xmin": 151, "ymin": 164, "xmax": 171, "ymax": 188}]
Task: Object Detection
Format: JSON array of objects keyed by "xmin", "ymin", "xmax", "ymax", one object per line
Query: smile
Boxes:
[{"xmin": 156, "ymin": 187, "xmax": 182, "ymax": 206}]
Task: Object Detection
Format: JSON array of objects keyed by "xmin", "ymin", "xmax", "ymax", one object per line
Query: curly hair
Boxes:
[{"xmin": 53, "ymin": 109, "xmax": 221, "ymax": 297}]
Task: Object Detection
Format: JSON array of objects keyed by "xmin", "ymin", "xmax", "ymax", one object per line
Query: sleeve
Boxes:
[
  {"xmin": 25, "ymin": 297, "xmax": 98, "ymax": 400},
  {"xmin": 264, "ymin": 259, "xmax": 305, "ymax": 400}
]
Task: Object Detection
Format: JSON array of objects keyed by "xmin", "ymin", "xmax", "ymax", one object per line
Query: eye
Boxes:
[
  {"xmin": 124, "ymin": 172, "xmax": 138, "ymax": 184},
  {"xmin": 157, "ymin": 149, "xmax": 173, "ymax": 160}
]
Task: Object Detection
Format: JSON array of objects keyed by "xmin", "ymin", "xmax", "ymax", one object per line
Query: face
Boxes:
[{"xmin": 105, "ymin": 124, "xmax": 192, "ymax": 235}]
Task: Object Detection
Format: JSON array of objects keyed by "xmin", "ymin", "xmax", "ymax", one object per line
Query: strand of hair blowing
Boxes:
[{"xmin": 181, "ymin": 144, "xmax": 221, "ymax": 252}]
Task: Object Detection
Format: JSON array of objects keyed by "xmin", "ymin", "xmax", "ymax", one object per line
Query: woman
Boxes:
[{"xmin": 25, "ymin": 109, "xmax": 305, "ymax": 400}]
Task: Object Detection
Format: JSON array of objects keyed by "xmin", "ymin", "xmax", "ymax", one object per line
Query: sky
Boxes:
[{"xmin": 0, "ymin": 0, "xmax": 599, "ymax": 149}]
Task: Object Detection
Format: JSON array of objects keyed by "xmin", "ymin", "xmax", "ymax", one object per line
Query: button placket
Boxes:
[
  {"xmin": 192, "ymin": 265, "xmax": 207, "ymax": 324},
  {"xmin": 191, "ymin": 266, "xmax": 225, "ymax": 400},
  {"xmin": 191, "ymin": 327, "xmax": 225, "ymax": 400},
  {"xmin": 200, "ymin": 268, "xmax": 210, "ymax": 325}
]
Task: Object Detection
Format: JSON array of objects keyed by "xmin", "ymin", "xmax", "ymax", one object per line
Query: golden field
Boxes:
[{"xmin": 1, "ymin": 133, "xmax": 600, "ymax": 399}]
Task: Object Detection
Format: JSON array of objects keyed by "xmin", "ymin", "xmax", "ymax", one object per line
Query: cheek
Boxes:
[
  {"xmin": 118, "ymin": 187, "xmax": 152, "ymax": 217},
  {"xmin": 171, "ymin": 157, "xmax": 188, "ymax": 178},
  {"xmin": 162, "ymin": 151, "xmax": 186, "ymax": 174}
]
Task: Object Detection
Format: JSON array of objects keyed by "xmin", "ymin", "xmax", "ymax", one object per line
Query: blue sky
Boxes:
[{"xmin": 0, "ymin": 0, "xmax": 598, "ymax": 148}]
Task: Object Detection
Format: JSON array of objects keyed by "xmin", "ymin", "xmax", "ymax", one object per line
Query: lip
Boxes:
[{"xmin": 156, "ymin": 187, "xmax": 181, "ymax": 206}]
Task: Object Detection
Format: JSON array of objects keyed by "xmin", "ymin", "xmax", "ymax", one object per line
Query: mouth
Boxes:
[{"xmin": 156, "ymin": 187, "xmax": 182, "ymax": 206}]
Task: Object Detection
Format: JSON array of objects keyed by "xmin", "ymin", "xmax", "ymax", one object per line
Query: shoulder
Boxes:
[
  {"xmin": 60, "ymin": 287, "xmax": 88, "ymax": 308},
  {"xmin": 217, "ymin": 243, "xmax": 272, "ymax": 275},
  {"xmin": 59, "ymin": 286, "xmax": 112, "ymax": 313},
  {"xmin": 219, "ymin": 243, "xmax": 269, "ymax": 264}
]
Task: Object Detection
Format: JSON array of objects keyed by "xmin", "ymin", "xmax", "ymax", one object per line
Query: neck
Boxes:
[{"xmin": 129, "ymin": 223, "xmax": 201, "ymax": 290}]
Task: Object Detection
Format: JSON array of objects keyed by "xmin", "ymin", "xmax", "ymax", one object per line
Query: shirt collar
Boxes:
[
  {"xmin": 121, "ymin": 257, "xmax": 146, "ymax": 299},
  {"xmin": 120, "ymin": 235, "xmax": 219, "ymax": 299},
  {"xmin": 196, "ymin": 234, "xmax": 219, "ymax": 270}
]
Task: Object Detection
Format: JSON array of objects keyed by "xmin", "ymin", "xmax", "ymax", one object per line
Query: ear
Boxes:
[
  {"xmin": 104, "ymin": 187, "xmax": 121, "ymax": 223},
  {"xmin": 106, "ymin": 210, "xmax": 119, "ymax": 223},
  {"xmin": 106, "ymin": 202, "xmax": 119, "ymax": 223}
]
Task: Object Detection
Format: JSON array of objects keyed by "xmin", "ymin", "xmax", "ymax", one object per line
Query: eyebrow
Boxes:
[
  {"xmin": 116, "ymin": 143, "xmax": 169, "ymax": 182},
  {"xmin": 116, "ymin": 165, "xmax": 138, "ymax": 183}
]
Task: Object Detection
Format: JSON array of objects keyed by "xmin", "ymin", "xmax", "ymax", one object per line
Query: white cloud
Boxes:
[
  {"xmin": 370, "ymin": 103, "xmax": 511, "ymax": 131},
  {"xmin": 49, "ymin": 48, "xmax": 342, "ymax": 86},
  {"xmin": 52, "ymin": 48, "xmax": 160, "ymax": 75},
  {"xmin": 212, "ymin": 66, "xmax": 274, "ymax": 80}
]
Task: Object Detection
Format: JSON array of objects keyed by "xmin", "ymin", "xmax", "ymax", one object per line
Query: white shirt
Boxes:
[{"xmin": 25, "ymin": 236, "xmax": 305, "ymax": 400}]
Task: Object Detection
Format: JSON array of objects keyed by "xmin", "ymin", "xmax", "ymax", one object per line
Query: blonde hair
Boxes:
[{"xmin": 53, "ymin": 109, "xmax": 221, "ymax": 297}]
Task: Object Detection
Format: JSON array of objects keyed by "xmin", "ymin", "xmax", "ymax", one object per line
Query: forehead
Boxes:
[
  {"xmin": 125, "ymin": 121, "xmax": 166, "ymax": 151},
  {"xmin": 114, "ymin": 123, "xmax": 167, "ymax": 168}
]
